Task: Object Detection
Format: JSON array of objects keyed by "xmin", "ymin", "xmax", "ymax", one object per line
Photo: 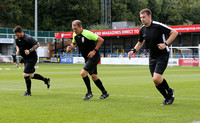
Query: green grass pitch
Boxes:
[{"xmin": 0, "ymin": 63, "xmax": 200, "ymax": 123}]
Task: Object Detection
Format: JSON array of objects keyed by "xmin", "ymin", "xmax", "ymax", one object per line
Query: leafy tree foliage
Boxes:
[{"xmin": 0, "ymin": 0, "xmax": 199, "ymax": 31}]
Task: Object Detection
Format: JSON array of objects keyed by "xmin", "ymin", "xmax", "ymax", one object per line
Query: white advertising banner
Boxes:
[
  {"xmin": 0, "ymin": 38, "xmax": 14, "ymax": 44},
  {"xmin": 101, "ymin": 58, "xmax": 149, "ymax": 65},
  {"xmin": 73, "ymin": 57, "xmax": 85, "ymax": 64},
  {"xmin": 101, "ymin": 58, "xmax": 179, "ymax": 66},
  {"xmin": 168, "ymin": 59, "xmax": 179, "ymax": 66}
]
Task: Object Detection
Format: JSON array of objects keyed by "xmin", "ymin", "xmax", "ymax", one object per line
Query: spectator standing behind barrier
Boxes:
[
  {"xmin": 133, "ymin": 54, "xmax": 137, "ymax": 58},
  {"xmin": 113, "ymin": 45, "xmax": 118, "ymax": 53},
  {"xmin": 62, "ymin": 52, "xmax": 66, "ymax": 57},
  {"xmin": 119, "ymin": 53, "xmax": 123, "ymax": 58},
  {"xmin": 128, "ymin": 9, "xmax": 178, "ymax": 105},
  {"xmin": 142, "ymin": 54, "xmax": 146, "ymax": 58},
  {"xmin": 124, "ymin": 52, "xmax": 128, "ymax": 57}
]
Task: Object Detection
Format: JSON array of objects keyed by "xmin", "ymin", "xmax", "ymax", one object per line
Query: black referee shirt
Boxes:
[
  {"xmin": 15, "ymin": 33, "xmax": 37, "ymax": 59},
  {"xmin": 138, "ymin": 21, "xmax": 172, "ymax": 58},
  {"xmin": 72, "ymin": 29, "xmax": 99, "ymax": 59}
]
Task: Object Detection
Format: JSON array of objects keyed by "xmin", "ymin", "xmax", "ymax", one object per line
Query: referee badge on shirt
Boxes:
[{"xmin": 82, "ymin": 37, "xmax": 85, "ymax": 43}]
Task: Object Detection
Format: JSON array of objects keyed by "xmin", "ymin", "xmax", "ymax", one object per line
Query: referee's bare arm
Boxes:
[
  {"xmin": 87, "ymin": 36, "xmax": 104, "ymax": 58},
  {"xmin": 158, "ymin": 29, "xmax": 178, "ymax": 50},
  {"xmin": 166, "ymin": 29, "xmax": 178, "ymax": 45},
  {"xmin": 67, "ymin": 43, "xmax": 77, "ymax": 52},
  {"xmin": 25, "ymin": 42, "xmax": 40, "ymax": 55},
  {"xmin": 94, "ymin": 36, "xmax": 104, "ymax": 51},
  {"xmin": 128, "ymin": 41, "xmax": 144, "ymax": 58},
  {"xmin": 16, "ymin": 46, "xmax": 20, "ymax": 56}
]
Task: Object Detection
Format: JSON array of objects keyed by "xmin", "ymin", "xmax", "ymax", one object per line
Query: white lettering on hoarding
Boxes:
[
  {"xmin": 0, "ymin": 38, "xmax": 14, "ymax": 44},
  {"xmin": 183, "ymin": 59, "xmax": 199, "ymax": 63},
  {"xmin": 61, "ymin": 58, "xmax": 72, "ymax": 63},
  {"xmin": 61, "ymin": 33, "xmax": 72, "ymax": 38},
  {"xmin": 55, "ymin": 25, "xmax": 200, "ymax": 38},
  {"xmin": 134, "ymin": 29, "xmax": 139, "ymax": 33},
  {"xmin": 173, "ymin": 26, "xmax": 200, "ymax": 31},
  {"xmin": 122, "ymin": 30, "xmax": 133, "ymax": 34},
  {"xmin": 102, "ymin": 31, "xmax": 121, "ymax": 35},
  {"xmin": 94, "ymin": 32, "xmax": 101, "ymax": 35}
]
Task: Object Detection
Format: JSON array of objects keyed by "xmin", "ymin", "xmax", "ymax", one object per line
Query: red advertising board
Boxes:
[
  {"xmin": 179, "ymin": 59, "xmax": 199, "ymax": 66},
  {"xmin": 54, "ymin": 28, "xmax": 140, "ymax": 39},
  {"xmin": 55, "ymin": 24, "xmax": 200, "ymax": 39},
  {"xmin": 170, "ymin": 25, "xmax": 200, "ymax": 33}
]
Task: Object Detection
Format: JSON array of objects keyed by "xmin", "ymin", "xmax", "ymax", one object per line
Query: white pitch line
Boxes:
[{"xmin": 1, "ymin": 88, "xmax": 200, "ymax": 101}]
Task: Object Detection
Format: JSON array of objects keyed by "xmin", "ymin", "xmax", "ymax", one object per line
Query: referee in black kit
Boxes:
[
  {"xmin": 14, "ymin": 26, "xmax": 50, "ymax": 96},
  {"xmin": 128, "ymin": 9, "xmax": 178, "ymax": 105},
  {"xmin": 67, "ymin": 20, "xmax": 109, "ymax": 100}
]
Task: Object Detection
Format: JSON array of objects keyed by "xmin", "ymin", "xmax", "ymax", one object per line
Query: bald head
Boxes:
[
  {"xmin": 72, "ymin": 20, "xmax": 82, "ymax": 27},
  {"xmin": 72, "ymin": 20, "xmax": 83, "ymax": 35}
]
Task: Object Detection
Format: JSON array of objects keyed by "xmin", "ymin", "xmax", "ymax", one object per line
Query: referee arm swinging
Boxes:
[
  {"xmin": 157, "ymin": 29, "xmax": 178, "ymax": 50},
  {"xmin": 128, "ymin": 41, "xmax": 144, "ymax": 59},
  {"xmin": 66, "ymin": 43, "xmax": 77, "ymax": 53},
  {"xmin": 24, "ymin": 42, "xmax": 40, "ymax": 55},
  {"xmin": 87, "ymin": 36, "xmax": 104, "ymax": 58},
  {"xmin": 16, "ymin": 46, "xmax": 20, "ymax": 56}
]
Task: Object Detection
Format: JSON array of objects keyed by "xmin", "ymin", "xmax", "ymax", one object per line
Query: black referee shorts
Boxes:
[
  {"xmin": 149, "ymin": 52, "xmax": 169, "ymax": 77},
  {"xmin": 24, "ymin": 58, "xmax": 37, "ymax": 73},
  {"xmin": 20, "ymin": 58, "xmax": 24, "ymax": 63},
  {"xmin": 12, "ymin": 55, "xmax": 17, "ymax": 62},
  {"xmin": 83, "ymin": 54, "xmax": 100, "ymax": 75}
]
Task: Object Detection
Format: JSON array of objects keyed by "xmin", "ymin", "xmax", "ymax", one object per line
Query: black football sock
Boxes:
[
  {"xmin": 83, "ymin": 76, "xmax": 92, "ymax": 93},
  {"xmin": 32, "ymin": 73, "xmax": 45, "ymax": 81},
  {"xmin": 94, "ymin": 79, "xmax": 107, "ymax": 94},
  {"xmin": 162, "ymin": 79, "xmax": 170, "ymax": 92},
  {"xmin": 156, "ymin": 82, "xmax": 169, "ymax": 99},
  {"xmin": 24, "ymin": 76, "xmax": 31, "ymax": 93}
]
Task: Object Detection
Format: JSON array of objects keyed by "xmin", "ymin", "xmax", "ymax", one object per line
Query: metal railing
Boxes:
[{"xmin": 0, "ymin": 33, "xmax": 54, "ymax": 43}]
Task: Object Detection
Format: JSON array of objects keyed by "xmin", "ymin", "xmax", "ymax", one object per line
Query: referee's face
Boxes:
[
  {"xmin": 72, "ymin": 23, "xmax": 82, "ymax": 35},
  {"xmin": 140, "ymin": 13, "xmax": 151, "ymax": 27},
  {"xmin": 14, "ymin": 32, "xmax": 23, "ymax": 39}
]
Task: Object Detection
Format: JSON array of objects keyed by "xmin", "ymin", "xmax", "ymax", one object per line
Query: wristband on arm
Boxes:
[{"xmin": 131, "ymin": 48, "xmax": 136, "ymax": 53}]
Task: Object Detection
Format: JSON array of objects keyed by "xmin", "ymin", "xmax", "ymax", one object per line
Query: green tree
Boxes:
[
  {"xmin": 180, "ymin": 0, "xmax": 200, "ymax": 24},
  {"xmin": 0, "ymin": 0, "xmax": 199, "ymax": 31},
  {"xmin": 111, "ymin": 1, "xmax": 135, "ymax": 22},
  {"xmin": 147, "ymin": 0, "xmax": 160, "ymax": 21},
  {"xmin": 160, "ymin": 0, "xmax": 183, "ymax": 25}
]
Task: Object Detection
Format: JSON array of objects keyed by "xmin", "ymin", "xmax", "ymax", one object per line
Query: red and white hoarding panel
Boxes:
[
  {"xmin": 55, "ymin": 24, "xmax": 200, "ymax": 39},
  {"xmin": 55, "ymin": 28, "xmax": 140, "ymax": 39},
  {"xmin": 179, "ymin": 59, "xmax": 199, "ymax": 66},
  {"xmin": 170, "ymin": 25, "xmax": 200, "ymax": 33}
]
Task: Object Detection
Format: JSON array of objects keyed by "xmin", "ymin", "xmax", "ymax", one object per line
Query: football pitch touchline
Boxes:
[{"xmin": 1, "ymin": 88, "xmax": 200, "ymax": 101}]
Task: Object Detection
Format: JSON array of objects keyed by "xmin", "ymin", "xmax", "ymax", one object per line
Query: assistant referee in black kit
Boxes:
[
  {"xmin": 14, "ymin": 26, "xmax": 50, "ymax": 96},
  {"xmin": 67, "ymin": 20, "xmax": 109, "ymax": 100},
  {"xmin": 128, "ymin": 9, "xmax": 178, "ymax": 105}
]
